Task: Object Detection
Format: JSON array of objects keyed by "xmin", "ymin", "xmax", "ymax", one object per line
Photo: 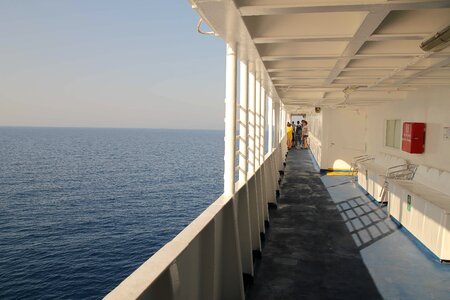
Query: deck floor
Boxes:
[{"xmin": 246, "ymin": 149, "xmax": 450, "ymax": 300}]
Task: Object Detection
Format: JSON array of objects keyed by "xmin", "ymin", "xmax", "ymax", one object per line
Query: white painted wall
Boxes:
[
  {"xmin": 366, "ymin": 86, "xmax": 450, "ymax": 172},
  {"xmin": 308, "ymin": 111, "xmax": 324, "ymax": 168},
  {"xmin": 309, "ymin": 108, "xmax": 367, "ymax": 169}
]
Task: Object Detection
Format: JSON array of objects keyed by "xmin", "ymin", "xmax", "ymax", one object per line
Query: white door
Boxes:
[{"xmin": 327, "ymin": 109, "xmax": 367, "ymax": 169}]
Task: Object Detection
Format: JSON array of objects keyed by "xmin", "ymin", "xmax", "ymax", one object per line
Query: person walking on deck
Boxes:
[
  {"xmin": 295, "ymin": 120, "xmax": 302, "ymax": 149},
  {"xmin": 301, "ymin": 120, "xmax": 309, "ymax": 149},
  {"xmin": 291, "ymin": 121, "xmax": 297, "ymax": 148},
  {"xmin": 286, "ymin": 122, "xmax": 293, "ymax": 150}
]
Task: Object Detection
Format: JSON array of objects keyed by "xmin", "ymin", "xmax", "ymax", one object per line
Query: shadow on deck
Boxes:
[
  {"xmin": 246, "ymin": 149, "xmax": 450, "ymax": 300},
  {"xmin": 246, "ymin": 149, "xmax": 382, "ymax": 299}
]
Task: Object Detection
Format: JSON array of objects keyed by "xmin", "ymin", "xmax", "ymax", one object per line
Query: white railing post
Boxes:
[
  {"xmin": 255, "ymin": 70, "xmax": 265, "ymax": 230},
  {"xmin": 259, "ymin": 85, "xmax": 269, "ymax": 221},
  {"xmin": 260, "ymin": 86, "xmax": 265, "ymax": 163},
  {"xmin": 246, "ymin": 63, "xmax": 262, "ymax": 251},
  {"xmin": 280, "ymin": 106, "xmax": 283, "ymax": 138},
  {"xmin": 255, "ymin": 78, "xmax": 261, "ymax": 169},
  {"xmin": 280, "ymin": 106, "xmax": 284, "ymax": 139},
  {"xmin": 239, "ymin": 61, "xmax": 248, "ymax": 183},
  {"xmin": 248, "ymin": 66, "xmax": 256, "ymax": 176},
  {"xmin": 274, "ymin": 102, "xmax": 280, "ymax": 146},
  {"xmin": 268, "ymin": 96, "xmax": 273, "ymax": 152},
  {"xmin": 224, "ymin": 43, "xmax": 237, "ymax": 197}
]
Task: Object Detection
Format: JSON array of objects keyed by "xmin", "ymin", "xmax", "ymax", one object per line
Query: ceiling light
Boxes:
[{"xmin": 420, "ymin": 25, "xmax": 450, "ymax": 52}]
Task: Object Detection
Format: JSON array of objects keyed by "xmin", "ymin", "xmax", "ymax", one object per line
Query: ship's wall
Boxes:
[
  {"xmin": 309, "ymin": 108, "xmax": 367, "ymax": 169},
  {"xmin": 366, "ymin": 86, "xmax": 450, "ymax": 172},
  {"xmin": 308, "ymin": 111, "xmax": 325, "ymax": 168}
]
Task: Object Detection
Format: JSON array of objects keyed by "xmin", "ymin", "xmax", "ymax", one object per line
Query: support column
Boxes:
[
  {"xmin": 238, "ymin": 61, "xmax": 248, "ymax": 183},
  {"xmin": 267, "ymin": 96, "xmax": 273, "ymax": 152},
  {"xmin": 247, "ymin": 63, "xmax": 263, "ymax": 251},
  {"xmin": 224, "ymin": 43, "xmax": 237, "ymax": 197},
  {"xmin": 260, "ymin": 86, "xmax": 266, "ymax": 163},
  {"xmin": 259, "ymin": 85, "xmax": 269, "ymax": 222},
  {"xmin": 255, "ymin": 77, "xmax": 261, "ymax": 169},
  {"xmin": 248, "ymin": 66, "xmax": 256, "ymax": 176},
  {"xmin": 273, "ymin": 102, "xmax": 280, "ymax": 146}
]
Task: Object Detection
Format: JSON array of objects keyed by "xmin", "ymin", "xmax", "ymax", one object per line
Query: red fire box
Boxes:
[{"xmin": 402, "ymin": 122, "xmax": 426, "ymax": 153}]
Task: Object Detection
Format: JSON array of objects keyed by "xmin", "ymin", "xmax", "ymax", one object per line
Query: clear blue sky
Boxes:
[{"xmin": 0, "ymin": 1, "xmax": 225, "ymax": 129}]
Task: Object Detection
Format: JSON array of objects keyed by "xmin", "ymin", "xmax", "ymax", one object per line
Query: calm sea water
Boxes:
[{"xmin": 0, "ymin": 127, "xmax": 224, "ymax": 299}]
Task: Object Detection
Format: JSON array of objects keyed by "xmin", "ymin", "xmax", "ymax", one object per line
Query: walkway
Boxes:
[{"xmin": 247, "ymin": 149, "xmax": 450, "ymax": 299}]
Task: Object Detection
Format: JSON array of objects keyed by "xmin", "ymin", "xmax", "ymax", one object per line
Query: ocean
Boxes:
[{"xmin": 0, "ymin": 127, "xmax": 224, "ymax": 299}]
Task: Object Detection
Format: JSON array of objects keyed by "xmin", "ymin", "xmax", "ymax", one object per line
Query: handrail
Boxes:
[
  {"xmin": 350, "ymin": 154, "xmax": 374, "ymax": 176},
  {"xmin": 105, "ymin": 146, "xmax": 286, "ymax": 299},
  {"xmin": 379, "ymin": 163, "xmax": 418, "ymax": 205}
]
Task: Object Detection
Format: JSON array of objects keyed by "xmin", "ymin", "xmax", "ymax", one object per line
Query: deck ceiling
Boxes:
[{"xmin": 192, "ymin": 0, "xmax": 450, "ymax": 109}]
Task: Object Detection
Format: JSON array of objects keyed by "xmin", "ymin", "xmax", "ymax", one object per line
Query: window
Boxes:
[{"xmin": 385, "ymin": 119, "xmax": 401, "ymax": 148}]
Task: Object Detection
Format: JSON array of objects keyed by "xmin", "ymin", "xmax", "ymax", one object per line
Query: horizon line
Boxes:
[{"xmin": 0, "ymin": 125, "xmax": 224, "ymax": 131}]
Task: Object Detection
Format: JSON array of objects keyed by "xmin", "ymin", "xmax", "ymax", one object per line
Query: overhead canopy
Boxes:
[{"xmin": 190, "ymin": 0, "xmax": 450, "ymax": 110}]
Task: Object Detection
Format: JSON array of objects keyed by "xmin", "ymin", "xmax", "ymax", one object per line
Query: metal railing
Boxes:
[
  {"xmin": 379, "ymin": 163, "xmax": 418, "ymax": 205},
  {"xmin": 350, "ymin": 154, "xmax": 374, "ymax": 177}
]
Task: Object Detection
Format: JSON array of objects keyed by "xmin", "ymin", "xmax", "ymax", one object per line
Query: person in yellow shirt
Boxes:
[{"xmin": 286, "ymin": 122, "xmax": 293, "ymax": 150}]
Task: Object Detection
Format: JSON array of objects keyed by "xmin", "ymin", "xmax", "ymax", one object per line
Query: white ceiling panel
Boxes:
[
  {"xmin": 264, "ymin": 59, "xmax": 338, "ymax": 69},
  {"xmin": 191, "ymin": 0, "xmax": 450, "ymax": 109},
  {"xmin": 257, "ymin": 41, "xmax": 348, "ymax": 56},
  {"xmin": 244, "ymin": 12, "xmax": 368, "ymax": 37},
  {"xmin": 357, "ymin": 40, "xmax": 425, "ymax": 55},
  {"xmin": 374, "ymin": 8, "xmax": 450, "ymax": 34}
]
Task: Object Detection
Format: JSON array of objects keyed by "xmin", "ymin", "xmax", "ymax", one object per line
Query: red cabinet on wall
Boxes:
[{"xmin": 402, "ymin": 122, "xmax": 426, "ymax": 154}]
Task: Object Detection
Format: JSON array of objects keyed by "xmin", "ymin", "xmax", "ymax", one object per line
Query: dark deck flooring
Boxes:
[{"xmin": 246, "ymin": 149, "xmax": 382, "ymax": 300}]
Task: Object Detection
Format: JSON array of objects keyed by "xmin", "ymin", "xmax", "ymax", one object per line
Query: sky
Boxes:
[{"xmin": 0, "ymin": 1, "xmax": 225, "ymax": 129}]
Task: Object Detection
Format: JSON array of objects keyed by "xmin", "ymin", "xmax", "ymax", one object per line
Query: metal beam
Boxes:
[
  {"xmin": 254, "ymin": 33, "xmax": 428, "ymax": 44},
  {"xmin": 262, "ymin": 53, "xmax": 430, "ymax": 61},
  {"xmin": 396, "ymin": 56, "xmax": 450, "ymax": 85},
  {"xmin": 254, "ymin": 35, "xmax": 352, "ymax": 44},
  {"xmin": 239, "ymin": 0, "xmax": 450, "ymax": 16},
  {"xmin": 324, "ymin": 9, "xmax": 390, "ymax": 85}
]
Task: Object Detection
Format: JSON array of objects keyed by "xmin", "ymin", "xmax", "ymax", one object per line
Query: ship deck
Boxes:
[{"xmin": 247, "ymin": 149, "xmax": 450, "ymax": 299}]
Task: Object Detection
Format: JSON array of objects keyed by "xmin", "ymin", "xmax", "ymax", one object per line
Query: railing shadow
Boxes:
[
  {"xmin": 336, "ymin": 195, "xmax": 398, "ymax": 250},
  {"xmin": 323, "ymin": 176, "xmax": 399, "ymax": 250}
]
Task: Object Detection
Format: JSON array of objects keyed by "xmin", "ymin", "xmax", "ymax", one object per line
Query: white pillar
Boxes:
[
  {"xmin": 255, "ymin": 78, "xmax": 261, "ymax": 168},
  {"xmin": 239, "ymin": 60, "xmax": 249, "ymax": 183},
  {"xmin": 248, "ymin": 65, "xmax": 256, "ymax": 175},
  {"xmin": 259, "ymin": 86, "xmax": 266, "ymax": 163},
  {"xmin": 224, "ymin": 43, "xmax": 237, "ymax": 197},
  {"xmin": 267, "ymin": 96, "xmax": 273, "ymax": 152},
  {"xmin": 274, "ymin": 102, "xmax": 280, "ymax": 146}
]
